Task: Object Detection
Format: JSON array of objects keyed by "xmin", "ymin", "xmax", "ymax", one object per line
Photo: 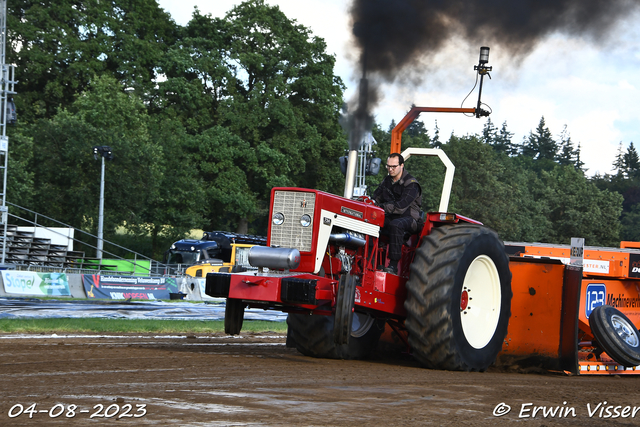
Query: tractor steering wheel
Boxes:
[{"xmin": 357, "ymin": 195, "xmax": 376, "ymax": 205}]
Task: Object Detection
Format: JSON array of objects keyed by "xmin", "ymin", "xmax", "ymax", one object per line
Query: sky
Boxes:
[{"xmin": 157, "ymin": 0, "xmax": 640, "ymax": 176}]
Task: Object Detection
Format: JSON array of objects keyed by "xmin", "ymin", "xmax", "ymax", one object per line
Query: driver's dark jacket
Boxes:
[{"xmin": 372, "ymin": 169, "xmax": 422, "ymax": 221}]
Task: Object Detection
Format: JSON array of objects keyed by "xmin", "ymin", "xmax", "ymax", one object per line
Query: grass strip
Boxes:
[{"xmin": 0, "ymin": 318, "xmax": 287, "ymax": 334}]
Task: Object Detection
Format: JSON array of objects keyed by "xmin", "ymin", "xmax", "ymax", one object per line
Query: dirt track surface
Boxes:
[{"xmin": 1, "ymin": 332, "xmax": 640, "ymax": 426}]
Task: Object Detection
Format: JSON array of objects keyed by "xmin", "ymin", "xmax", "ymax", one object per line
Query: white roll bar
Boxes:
[{"xmin": 400, "ymin": 148, "xmax": 455, "ymax": 213}]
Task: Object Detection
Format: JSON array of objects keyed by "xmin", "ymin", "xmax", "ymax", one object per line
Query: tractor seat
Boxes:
[
  {"xmin": 377, "ymin": 220, "xmax": 423, "ymax": 248},
  {"xmin": 403, "ymin": 221, "xmax": 423, "ymax": 248}
]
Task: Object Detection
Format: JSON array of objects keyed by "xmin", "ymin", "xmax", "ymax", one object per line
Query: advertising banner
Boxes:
[
  {"xmin": 82, "ymin": 275, "xmax": 179, "ymax": 300},
  {"xmin": 2, "ymin": 271, "xmax": 71, "ymax": 296}
]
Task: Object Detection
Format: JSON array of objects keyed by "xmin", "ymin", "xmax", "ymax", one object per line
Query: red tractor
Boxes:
[
  {"xmin": 205, "ymin": 148, "xmax": 512, "ymax": 371},
  {"xmin": 206, "ymin": 50, "xmax": 512, "ymax": 371}
]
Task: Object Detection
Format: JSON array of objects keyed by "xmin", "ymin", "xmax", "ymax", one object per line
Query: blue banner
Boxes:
[{"xmin": 82, "ymin": 275, "xmax": 179, "ymax": 300}]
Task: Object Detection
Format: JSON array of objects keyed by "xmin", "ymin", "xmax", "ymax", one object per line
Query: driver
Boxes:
[{"xmin": 372, "ymin": 153, "xmax": 422, "ymax": 275}]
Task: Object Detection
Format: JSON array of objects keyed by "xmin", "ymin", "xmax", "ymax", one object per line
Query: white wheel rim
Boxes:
[
  {"xmin": 460, "ymin": 255, "xmax": 502, "ymax": 349},
  {"xmin": 351, "ymin": 312, "xmax": 375, "ymax": 338},
  {"xmin": 611, "ymin": 314, "xmax": 640, "ymax": 348}
]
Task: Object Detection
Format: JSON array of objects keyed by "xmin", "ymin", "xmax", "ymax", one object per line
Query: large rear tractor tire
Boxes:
[
  {"xmin": 287, "ymin": 311, "xmax": 385, "ymax": 360},
  {"xmin": 404, "ymin": 224, "xmax": 512, "ymax": 371}
]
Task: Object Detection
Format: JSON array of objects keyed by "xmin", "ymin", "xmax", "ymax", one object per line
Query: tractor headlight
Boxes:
[
  {"xmin": 272, "ymin": 212, "xmax": 285, "ymax": 226},
  {"xmin": 300, "ymin": 214, "xmax": 312, "ymax": 227}
]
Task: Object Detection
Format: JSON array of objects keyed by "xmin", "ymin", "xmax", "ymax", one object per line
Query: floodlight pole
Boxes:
[
  {"xmin": 97, "ymin": 154, "xmax": 105, "ymax": 259},
  {"xmin": 0, "ymin": 0, "xmax": 16, "ymax": 267},
  {"xmin": 93, "ymin": 145, "xmax": 112, "ymax": 260}
]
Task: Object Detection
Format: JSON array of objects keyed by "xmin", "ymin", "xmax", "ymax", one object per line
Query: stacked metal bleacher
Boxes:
[{"xmin": 0, "ymin": 224, "xmax": 88, "ymax": 268}]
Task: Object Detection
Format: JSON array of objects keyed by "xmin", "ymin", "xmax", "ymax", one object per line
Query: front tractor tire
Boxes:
[
  {"xmin": 225, "ymin": 298, "xmax": 245, "ymax": 335},
  {"xmin": 404, "ymin": 224, "xmax": 512, "ymax": 371},
  {"xmin": 287, "ymin": 311, "xmax": 385, "ymax": 360}
]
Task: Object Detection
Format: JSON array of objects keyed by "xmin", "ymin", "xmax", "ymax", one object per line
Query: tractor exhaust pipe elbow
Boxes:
[
  {"xmin": 329, "ymin": 233, "xmax": 367, "ymax": 248},
  {"xmin": 248, "ymin": 246, "xmax": 301, "ymax": 270}
]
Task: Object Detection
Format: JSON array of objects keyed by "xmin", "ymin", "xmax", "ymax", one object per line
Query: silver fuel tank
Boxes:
[{"xmin": 248, "ymin": 246, "xmax": 301, "ymax": 270}]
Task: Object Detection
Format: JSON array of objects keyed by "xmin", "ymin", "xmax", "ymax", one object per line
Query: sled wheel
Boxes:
[
  {"xmin": 287, "ymin": 311, "xmax": 385, "ymax": 360},
  {"xmin": 590, "ymin": 305, "xmax": 640, "ymax": 367},
  {"xmin": 334, "ymin": 274, "xmax": 356, "ymax": 346},
  {"xmin": 224, "ymin": 298, "xmax": 245, "ymax": 335},
  {"xmin": 404, "ymin": 224, "xmax": 512, "ymax": 371}
]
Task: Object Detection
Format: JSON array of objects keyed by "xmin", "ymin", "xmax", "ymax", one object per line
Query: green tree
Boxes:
[
  {"xmin": 483, "ymin": 118, "xmax": 515, "ymax": 156},
  {"xmin": 138, "ymin": 118, "xmax": 207, "ymax": 258},
  {"xmin": 151, "ymin": 10, "xmax": 230, "ymax": 134},
  {"xmin": 592, "ymin": 163, "xmax": 640, "ymax": 243},
  {"xmin": 621, "ymin": 205, "xmax": 640, "ymax": 242},
  {"xmin": 497, "ymin": 121, "xmax": 516, "ymax": 156},
  {"xmin": 431, "ymin": 120, "xmax": 441, "ymax": 148},
  {"xmin": 23, "ymin": 75, "xmax": 163, "ymax": 252},
  {"xmin": 200, "ymin": 0, "xmax": 345, "ymax": 232},
  {"xmin": 405, "ymin": 118, "xmax": 430, "ymax": 143},
  {"xmin": 575, "ymin": 142, "xmax": 585, "ymax": 172},
  {"xmin": 6, "ymin": 132, "xmax": 35, "ymax": 209},
  {"xmin": 556, "ymin": 125, "xmax": 578, "ymax": 167},
  {"xmin": 441, "ymin": 134, "xmax": 541, "ymax": 239},
  {"xmin": 540, "ymin": 166, "xmax": 622, "ymax": 246},
  {"xmin": 624, "ymin": 142, "xmax": 640, "ymax": 179},
  {"xmin": 500, "ymin": 161, "xmax": 552, "ymax": 242},
  {"xmin": 613, "ymin": 142, "xmax": 625, "ymax": 175},
  {"xmin": 523, "ymin": 117, "xmax": 557, "ymax": 164},
  {"xmin": 8, "ymin": 0, "xmax": 179, "ymax": 123},
  {"xmin": 189, "ymin": 125, "xmax": 285, "ymax": 234},
  {"xmin": 481, "ymin": 117, "xmax": 497, "ymax": 145}
]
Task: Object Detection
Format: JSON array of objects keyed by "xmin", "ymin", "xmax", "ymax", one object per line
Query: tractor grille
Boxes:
[{"xmin": 271, "ymin": 190, "xmax": 316, "ymax": 252}]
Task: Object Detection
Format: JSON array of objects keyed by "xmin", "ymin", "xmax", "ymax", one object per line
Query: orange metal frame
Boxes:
[
  {"xmin": 506, "ymin": 242, "xmax": 640, "ymax": 280},
  {"xmin": 390, "ymin": 106, "xmax": 476, "ymax": 154},
  {"xmin": 498, "ymin": 259, "xmax": 581, "ymax": 373}
]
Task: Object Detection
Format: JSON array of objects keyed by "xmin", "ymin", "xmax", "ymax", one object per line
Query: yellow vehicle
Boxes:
[{"xmin": 163, "ymin": 231, "xmax": 266, "ymax": 277}]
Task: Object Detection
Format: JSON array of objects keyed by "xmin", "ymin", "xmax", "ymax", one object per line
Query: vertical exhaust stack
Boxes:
[{"xmin": 343, "ymin": 149, "xmax": 359, "ymax": 199}]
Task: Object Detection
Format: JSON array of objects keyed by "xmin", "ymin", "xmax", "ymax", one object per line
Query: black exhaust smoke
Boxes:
[
  {"xmin": 345, "ymin": 0, "xmax": 640, "ymax": 139},
  {"xmin": 344, "ymin": 76, "xmax": 377, "ymax": 151}
]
